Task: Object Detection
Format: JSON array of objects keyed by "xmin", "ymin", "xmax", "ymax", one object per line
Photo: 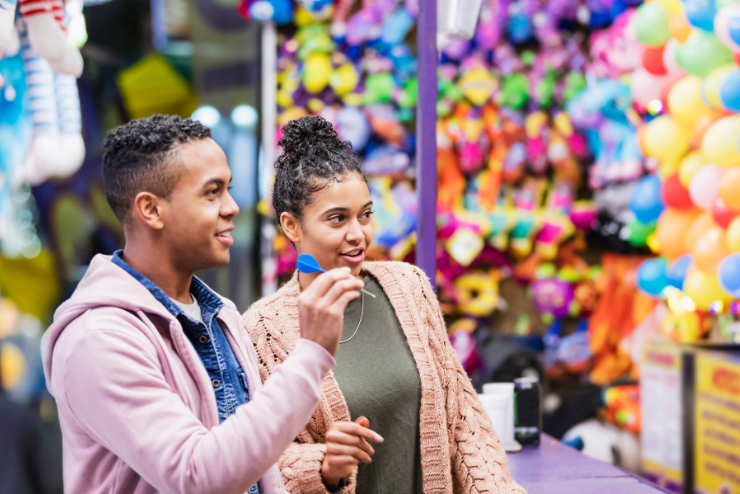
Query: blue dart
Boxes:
[{"xmin": 297, "ymin": 254, "xmax": 375, "ymax": 298}]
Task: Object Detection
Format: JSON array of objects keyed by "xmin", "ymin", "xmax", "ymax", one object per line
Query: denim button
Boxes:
[
  {"xmin": 199, "ymin": 335, "xmax": 208, "ymax": 344},
  {"xmin": 212, "ymin": 379, "xmax": 220, "ymax": 388}
]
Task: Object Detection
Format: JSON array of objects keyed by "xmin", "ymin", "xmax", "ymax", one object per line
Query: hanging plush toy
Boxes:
[
  {"xmin": 16, "ymin": 18, "xmax": 85, "ymax": 185},
  {"xmin": 18, "ymin": 0, "xmax": 82, "ymax": 76},
  {"xmin": 0, "ymin": 0, "xmax": 17, "ymax": 64}
]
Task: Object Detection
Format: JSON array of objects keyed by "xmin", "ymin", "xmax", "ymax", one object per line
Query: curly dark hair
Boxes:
[
  {"xmin": 273, "ymin": 115, "xmax": 365, "ymax": 226},
  {"xmin": 102, "ymin": 114, "xmax": 212, "ymax": 224}
]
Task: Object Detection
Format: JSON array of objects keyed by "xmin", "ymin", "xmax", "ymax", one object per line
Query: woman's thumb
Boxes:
[{"xmin": 355, "ymin": 416, "xmax": 370, "ymax": 428}]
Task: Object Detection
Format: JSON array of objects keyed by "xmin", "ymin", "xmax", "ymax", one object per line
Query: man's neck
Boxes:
[{"xmin": 122, "ymin": 244, "xmax": 193, "ymax": 304}]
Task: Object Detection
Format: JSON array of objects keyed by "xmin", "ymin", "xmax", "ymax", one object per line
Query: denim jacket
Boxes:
[{"xmin": 112, "ymin": 251, "xmax": 260, "ymax": 494}]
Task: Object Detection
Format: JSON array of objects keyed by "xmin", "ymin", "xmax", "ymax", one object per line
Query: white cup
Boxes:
[
  {"xmin": 478, "ymin": 394, "xmax": 509, "ymax": 440},
  {"xmin": 481, "ymin": 383, "xmax": 521, "ymax": 451}
]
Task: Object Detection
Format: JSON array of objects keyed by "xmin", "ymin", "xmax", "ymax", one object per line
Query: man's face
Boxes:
[{"xmin": 161, "ymin": 138, "xmax": 239, "ymax": 272}]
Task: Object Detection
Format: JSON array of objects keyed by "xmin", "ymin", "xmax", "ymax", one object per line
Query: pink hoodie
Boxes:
[{"xmin": 41, "ymin": 254, "xmax": 334, "ymax": 494}]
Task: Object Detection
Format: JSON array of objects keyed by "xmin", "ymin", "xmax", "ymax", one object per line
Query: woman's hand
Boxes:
[
  {"xmin": 297, "ymin": 268, "xmax": 364, "ymax": 356},
  {"xmin": 321, "ymin": 416, "xmax": 383, "ymax": 489}
]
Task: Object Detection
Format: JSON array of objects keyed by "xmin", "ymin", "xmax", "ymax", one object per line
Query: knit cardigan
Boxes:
[{"xmin": 243, "ymin": 261, "xmax": 526, "ymax": 494}]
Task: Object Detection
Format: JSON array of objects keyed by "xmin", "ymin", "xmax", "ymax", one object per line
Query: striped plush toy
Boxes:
[
  {"xmin": 14, "ymin": 14, "xmax": 85, "ymax": 184},
  {"xmin": 18, "ymin": 0, "xmax": 82, "ymax": 76}
]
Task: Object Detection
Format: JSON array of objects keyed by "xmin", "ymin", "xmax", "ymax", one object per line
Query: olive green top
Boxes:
[{"xmin": 333, "ymin": 275, "xmax": 424, "ymax": 494}]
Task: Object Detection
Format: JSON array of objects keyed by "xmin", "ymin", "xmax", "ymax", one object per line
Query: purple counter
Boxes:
[{"xmin": 506, "ymin": 435, "xmax": 670, "ymax": 493}]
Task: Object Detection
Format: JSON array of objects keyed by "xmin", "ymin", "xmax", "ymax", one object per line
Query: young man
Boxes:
[{"xmin": 41, "ymin": 114, "xmax": 367, "ymax": 494}]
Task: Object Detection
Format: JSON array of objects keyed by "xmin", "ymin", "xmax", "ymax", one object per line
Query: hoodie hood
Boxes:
[{"xmin": 41, "ymin": 254, "xmax": 177, "ymax": 393}]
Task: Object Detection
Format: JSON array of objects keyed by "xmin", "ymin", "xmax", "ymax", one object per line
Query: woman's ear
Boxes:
[{"xmin": 281, "ymin": 212, "xmax": 301, "ymax": 244}]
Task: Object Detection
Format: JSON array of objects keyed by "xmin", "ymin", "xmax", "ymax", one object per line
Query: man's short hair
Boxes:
[{"xmin": 102, "ymin": 114, "xmax": 212, "ymax": 224}]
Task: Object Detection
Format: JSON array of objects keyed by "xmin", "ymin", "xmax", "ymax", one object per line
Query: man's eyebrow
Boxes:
[{"xmin": 203, "ymin": 177, "xmax": 232, "ymax": 187}]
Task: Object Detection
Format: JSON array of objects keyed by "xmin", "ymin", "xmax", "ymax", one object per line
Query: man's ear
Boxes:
[
  {"xmin": 132, "ymin": 192, "xmax": 165, "ymax": 231},
  {"xmin": 280, "ymin": 212, "xmax": 301, "ymax": 244}
]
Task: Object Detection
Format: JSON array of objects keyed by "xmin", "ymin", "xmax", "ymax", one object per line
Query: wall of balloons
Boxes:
[
  {"xmin": 629, "ymin": 0, "xmax": 740, "ymax": 344},
  {"xmin": 236, "ymin": 0, "xmax": 740, "ymax": 440}
]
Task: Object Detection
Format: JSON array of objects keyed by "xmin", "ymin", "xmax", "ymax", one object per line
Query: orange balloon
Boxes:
[
  {"xmin": 669, "ymin": 14, "xmax": 691, "ymax": 43},
  {"xmin": 718, "ymin": 167, "xmax": 740, "ymax": 211},
  {"xmin": 656, "ymin": 208, "xmax": 702, "ymax": 259},
  {"xmin": 692, "ymin": 226, "xmax": 732, "ymax": 273},
  {"xmin": 685, "ymin": 211, "xmax": 717, "ymax": 254}
]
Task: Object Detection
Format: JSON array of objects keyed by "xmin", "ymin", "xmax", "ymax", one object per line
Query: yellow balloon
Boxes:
[
  {"xmin": 702, "ymin": 64, "xmax": 736, "ymax": 110},
  {"xmin": 727, "ymin": 216, "xmax": 740, "ymax": 252},
  {"xmin": 642, "ymin": 115, "xmax": 692, "ymax": 163},
  {"xmin": 303, "ymin": 53, "xmax": 332, "ymax": 94},
  {"xmin": 683, "ymin": 267, "xmax": 733, "ymax": 311},
  {"xmin": 656, "ymin": 0, "xmax": 683, "ymax": 14},
  {"xmin": 330, "ymin": 63, "xmax": 359, "ymax": 96},
  {"xmin": 678, "ymin": 151, "xmax": 707, "ymax": 188},
  {"xmin": 701, "ymin": 115, "xmax": 740, "ymax": 168},
  {"xmin": 658, "ymin": 160, "xmax": 680, "ymax": 179},
  {"xmin": 668, "ymin": 76, "xmax": 714, "ymax": 127}
]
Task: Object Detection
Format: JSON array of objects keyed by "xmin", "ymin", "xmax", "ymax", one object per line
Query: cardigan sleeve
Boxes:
[
  {"xmin": 412, "ymin": 267, "xmax": 527, "ymax": 494},
  {"xmin": 243, "ymin": 305, "xmax": 356, "ymax": 494},
  {"xmin": 278, "ymin": 443, "xmax": 353, "ymax": 494}
]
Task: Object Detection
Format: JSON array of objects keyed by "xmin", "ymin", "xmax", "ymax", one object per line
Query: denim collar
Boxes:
[{"xmin": 111, "ymin": 250, "xmax": 223, "ymax": 320}]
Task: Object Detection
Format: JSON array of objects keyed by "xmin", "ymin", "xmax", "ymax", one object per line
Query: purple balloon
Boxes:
[{"xmin": 532, "ymin": 279, "xmax": 575, "ymax": 318}]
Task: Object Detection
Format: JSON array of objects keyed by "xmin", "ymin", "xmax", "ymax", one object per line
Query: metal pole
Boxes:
[
  {"xmin": 260, "ymin": 21, "xmax": 278, "ymax": 296},
  {"xmin": 416, "ymin": 0, "xmax": 438, "ymax": 289},
  {"xmin": 150, "ymin": 0, "xmax": 167, "ymax": 50}
]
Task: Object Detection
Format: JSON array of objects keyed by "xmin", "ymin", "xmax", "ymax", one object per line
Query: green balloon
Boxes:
[
  {"xmin": 627, "ymin": 220, "xmax": 656, "ymax": 247},
  {"xmin": 676, "ymin": 31, "xmax": 734, "ymax": 77},
  {"xmin": 497, "ymin": 73, "xmax": 529, "ymax": 109},
  {"xmin": 635, "ymin": 2, "xmax": 671, "ymax": 47},
  {"xmin": 563, "ymin": 72, "xmax": 587, "ymax": 102},
  {"xmin": 362, "ymin": 73, "xmax": 395, "ymax": 104},
  {"xmin": 716, "ymin": 0, "xmax": 740, "ymax": 11},
  {"xmin": 398, "ymin": 77, "xmax": 417, "ymax": 108}
]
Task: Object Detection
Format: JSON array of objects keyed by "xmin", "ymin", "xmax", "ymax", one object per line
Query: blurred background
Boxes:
[{"xmin": 3, "ymin": 0, "xmax": 740, "ymax": 492}]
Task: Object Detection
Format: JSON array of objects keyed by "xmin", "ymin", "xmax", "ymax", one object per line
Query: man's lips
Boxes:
[{"xmin": 215, "ymin": 228, "xmax": 234, "ymax": 246}]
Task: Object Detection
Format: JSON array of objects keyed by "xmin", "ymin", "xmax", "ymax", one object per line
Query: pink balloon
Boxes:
[
  {"xmin": 662, "ymin": 39, "xmax": 685, "ymax": 76},
  {"xmin": 689, "ymin": 164, "xmax": 724, "ymax": 209},
  {"xmin": 715, "ymin": 5, "xmax": 740, "ymax": 52},
  {"xmin": 631, "ymin": 67, "xmax": 671, "ymax": 107}
]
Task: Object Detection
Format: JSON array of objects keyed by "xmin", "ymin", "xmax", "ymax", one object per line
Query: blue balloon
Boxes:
[
  {"xmin": 636, "ymin": 258, "xmax": 670, "ymax": 297},
  {"xmin": 720, "ymin": 69, "xmax": 740, "ymax": 112},
  {"xmin": 685, "ymin": 0, "xmax": 717, "ymax": 31},
  {"xmin": 719, "ymin": 253, "xmax": 740, "ymax": 297},
  {"xmin": 667, "ymin": 255, "xmax": 693, "ymax": 290},
  {"xmin": 508, "ymin": 8, "xmax": 532, "ymax": 44},
  {"xmin": 730, "ymin": 14, "xmax": 740, "ymax": 45},
  {"xmin": 382, "ymin": 8, "xmax": 414, "ymax": 45},
  {"xmin": 629, "ymin": 175, "xmax": 665, "ymax": 224}
]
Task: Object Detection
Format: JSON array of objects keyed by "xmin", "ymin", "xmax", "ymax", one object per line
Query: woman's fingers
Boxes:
[
  {"xmin": 332, "ymin": 421, "xmax": 384, "ymax": 443},
  {"xmin": 327, "ymin": 430, "xmax": 375, "ymax": 457},
  {"xmin": 319, "ymin": 277, "xmax": 364, "ymax": 309},
  {"xmin": 355, "ymin": 416, "xmax": 370, "ymax": 428},
  {"xmin": 326, "ymin": 443, "xmax": 373, "ymax": 464}
]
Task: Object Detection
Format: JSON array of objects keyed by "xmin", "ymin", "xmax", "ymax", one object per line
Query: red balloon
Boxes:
[
  {"xmin": 662, "ymin": 174, "xmax": 694, "ymax": 210},
  {"xmin": 643, "ymin": 46, "xmax": 667, "ymax": 76},
  {"xmin": 712, "ymin": 196, "xmax": 740, "ymax": 228},
  {"xmin": 735, "ymin": 52, "xmax": 740, "ymax": 66}
]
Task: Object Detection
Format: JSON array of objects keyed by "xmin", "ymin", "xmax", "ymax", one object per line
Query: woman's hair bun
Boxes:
[{"xmin": 277, "ymin": 115, "xmax": 350, "ymax": 166}]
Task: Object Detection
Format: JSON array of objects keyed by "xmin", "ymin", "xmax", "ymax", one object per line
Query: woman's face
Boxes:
[{"xmin": 283, "ymin": 173, "xmax": 374, "ymax": 279}]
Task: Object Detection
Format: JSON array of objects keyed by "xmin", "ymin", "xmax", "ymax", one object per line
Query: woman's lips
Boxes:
[{"xmin": 339, "ymin": 249, "xmax": 365, "ymax": 263}]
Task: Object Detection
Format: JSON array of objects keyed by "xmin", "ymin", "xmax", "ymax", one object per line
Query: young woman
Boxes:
[{"xmin": 244, "ymin": 116, "xmax": 525, "ymax": 494}]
